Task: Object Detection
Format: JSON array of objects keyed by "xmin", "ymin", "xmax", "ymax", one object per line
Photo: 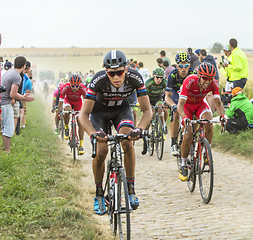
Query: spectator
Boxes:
[
  {"xmin": 20, "ymin": 61, "xmax": 33, "ymax": 129},
  {"xmin": 163, "ymin": 60, "xmax": 175, "ymax": 80},
  {"xmin": 219, "ymin": 45, "xmax": 233, "ymax": 105},
  {"xmin": 156, "ymin": 57, "xmax": 165, "ymax": 69},
  {"xmin": 225, "ymin": 87, "xmax": 253, "ymax": 134},
  {"xmin": 195, "ymin": 49, "xmax": 201, "ymax": 58},
  {"xmin": 199, "ymin": 49, "xmax": 219, "ymax": 81},
  {"xmin": 27, "ymin": 69, "xmax": 36, "ymax": 93},
  {"xmin": 186, "ymin": 47, "xmax": 200, "ymax": 70},
  {"xmin": 138, "ymin": 61, "xmax": 150, "ymax": 82},
  {"xmin": 160, "ymin": 50, "xmax": 171, "ymax": 66},
  {"xmin": 225, "ymin": 38, "xmax": 249, "ymax": 89},
  {"xmin": 1, "ymin": 60, "xmax": 13, "ymax": 77},
  {"xmin": 1, "ymin": 56, "xmax": 34, "ymax": 153}
]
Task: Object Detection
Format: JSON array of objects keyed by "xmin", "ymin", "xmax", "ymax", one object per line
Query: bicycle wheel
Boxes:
[
  {"xmin": 155, "ymin": 118, "xmax": 164, "ymax": 160},
  {"xmin": 187, "ymin": 143, "xmax": 196, "ymax": 192},
  {"xmin": 148, "ymin": 124, "xmax": 154, "ymax": 156},
  {"xmin": 71, "ymin": 122, "xmax": 77, "ymax": 161},
  {"xmin": 176, "ymin": 127, "xmax": 183, "ymax": 170},
  {"xmin": 198, "ymin": 138, "xmax": 214, "ymax": 204},
  {"xmin": 117, "ymin": 167, "xmax": 131, "ymax": 240},
  {"xmin": 105, "ymin": 165, "xmax": 117, "ymax": 236},
  {"xmin": 60, "ymin": 117, "xmax": 64, "ymax": 141}
]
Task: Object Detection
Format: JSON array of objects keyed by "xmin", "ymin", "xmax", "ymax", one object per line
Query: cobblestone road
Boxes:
[{"xmin": 80, "ymin": 136, "xmax": 253, "ymax": 240}]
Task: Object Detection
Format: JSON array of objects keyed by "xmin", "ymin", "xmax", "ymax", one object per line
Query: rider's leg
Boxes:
[
  {"xmin": 77, "ymin": 118, "xmax": 85, "ymax": 154},
  {"xmin": 63, "ymin": 105, "xmax": 71, "ymax": 127}
]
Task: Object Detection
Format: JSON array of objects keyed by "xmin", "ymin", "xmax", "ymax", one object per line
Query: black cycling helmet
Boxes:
[{"xmin": 103, "ymin": 50, "xmax": 127, "ymax": 69}]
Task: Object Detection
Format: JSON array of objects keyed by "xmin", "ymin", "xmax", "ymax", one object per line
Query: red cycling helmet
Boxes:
[
  {"xmin": 69, "ymin": 74, "xmax": 82, "ymax": 84},
  {"xmin": 198, "ymin": 62, "xmax": 216, "ymax": 79}
]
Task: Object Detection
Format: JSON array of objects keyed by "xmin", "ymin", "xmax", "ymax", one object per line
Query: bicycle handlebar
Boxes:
[
  {"xmin": 62, "ymin": 110, "xmax": 80, "ymax": 114},
  {"xmin": 90, "ymin": 133, "xmax": 147, "ymax": 158}
]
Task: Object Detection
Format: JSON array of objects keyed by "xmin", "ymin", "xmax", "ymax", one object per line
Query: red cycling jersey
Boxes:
[
  {"xmin": 59, "ymin": 83, "xmax": 87, "ymax": 101},
  {"xmin": 179, "ymin": 74, "xmax": 220, "ymax": 119},
  {"xmin": 59, "ymin": 83, "xmax": 87, "ymax": 111},
  {"xmin": 179, "ymin": 74, "xmax": 220, "ymax": 104}
]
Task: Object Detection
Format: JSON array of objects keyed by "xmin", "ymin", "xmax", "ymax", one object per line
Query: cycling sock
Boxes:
[
  {"xmin": 127, "ymin": 177, "xmax": 135, "ymax": 194},
  {"xmin": 181, "ymin": 158, "xmax": 187, "ymax": 167},
  {"xmin": 171, "ymin": 138, "xmax": 177, "ymax": 146},
  {"xmin": 95, "ymin": 182, "xmax": 103, "ymax": 196},
  {"xmin": 79, "ymin": 140, "xmax": 84, "ymax": 147}
]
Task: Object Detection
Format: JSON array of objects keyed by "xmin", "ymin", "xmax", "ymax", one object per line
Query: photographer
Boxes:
[
  {"xmin": 1, "ymin": 56, "xmax": 34, "ymax": 153},
  {"xmin": 225, "ymin": 87, "xmax": 253, "ymax": 134}
]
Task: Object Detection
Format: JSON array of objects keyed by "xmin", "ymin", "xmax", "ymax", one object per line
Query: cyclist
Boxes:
[
  {"xmin": 79, "ymin": 50, "xmax": 152, "ymax": 215},
  {"xmin": 58, "ymin": 75, "xmax": 87, "ymax": 155},
  {"xmin": 43, "ymin": 80, "xmax": 49, "ymax": 99},
  {"xmin": 165, "ymin": 52, "xmax": 197, "ymax": 156},
  {"xmin": 51, "ymin": 82, "xmax": 65, "ymax": 135},
  {"xmin": 177, "ymin": 62, "xmax": 225, "ymax": 181},
  {"xmin": 145, "ymin": 67, "xmax": 168, "ymax": 134}
]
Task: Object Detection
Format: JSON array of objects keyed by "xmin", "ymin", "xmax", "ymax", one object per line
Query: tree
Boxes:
[{"xmin": 211, "ymin": 42, "xmax": 223, "ymax": 53}]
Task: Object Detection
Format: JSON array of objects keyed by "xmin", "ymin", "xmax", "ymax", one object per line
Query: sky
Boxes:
[{"xmin": 1, "ymin": 0, "xmax": 253, "ymax": 49}]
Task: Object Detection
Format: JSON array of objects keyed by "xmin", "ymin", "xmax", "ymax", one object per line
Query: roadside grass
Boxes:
[
  {"xmin": 0, "ymin": 97, "xmax": 109, "ymax": 239},
  {"xmin": 212, "ymin": 125, "xmax": 253, "ymax": 157}
]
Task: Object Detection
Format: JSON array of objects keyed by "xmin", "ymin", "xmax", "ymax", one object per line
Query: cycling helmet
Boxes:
[
  {"xmin": 58, "ymin": 82, "xmax": 65, "ymax": 90},
  {"xmin": 198, "ymin": 62, "xmax": 216, "ymax": 79},
  {"xmin": 153, "ymin": 67, "xmax": 165, "ymax": 76},
  {"xmin": 69, "ymin": 74, "xmax": 82, "ymax": 84},
  {"xmin": 103, "ymin": 50, "xmax": 127, "ymax": 69},
  {"xmin": 175, "ymin": 52, "xmax": 191, "ymax": 64}
]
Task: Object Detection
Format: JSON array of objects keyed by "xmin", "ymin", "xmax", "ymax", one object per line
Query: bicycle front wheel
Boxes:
[
  {"xmin": 71, "ymin": 122, "xmax": 77, "ymax": 161},
  {"xmin": 148, "ymin": 124, "xmax": 154, "ymax": 156},
  {"xmin": 187, "ymin": 143, "xmax": 196, "ymax": 192},
  {"xmin": 117, "ymin": 167, "xmax": 131, "ymax": 240},
  {"xmin": 155, "ymin": 118, "xmax": 164, "ymax": 160},
  {"xmin": 198, "ymin": 138, "xmax": 214, "ymax": 204},
  {"xmin": 60, "ymin": 117, "xmax": 64, "ymax": 141}
]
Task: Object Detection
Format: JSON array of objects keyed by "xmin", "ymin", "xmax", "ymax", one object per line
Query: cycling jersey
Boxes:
[
  {"xmin": 59, "ymin": 83, "xmax": 87, "ymax": 102},
  {"xmin": 145, "ymin": 77, "xmax": 167, "ymax": 98},
  {"xmin": 179, "ymin": 74, "xmax": 220, "ymax": 104},
  {"xmin": 166, "ymin": 67, "xmax": 197, "ymax": 93},
  {"xmin": 166, "ymin": 67, "xmax": 196, "ymax": 104},
  {"xmin": 53, "ymin": 88, "xmax": 60, "ymax": 106},
  {"xmin": 85, "ymin": 69, "xmax": 147, "ymax": 107},
  {"xmin": 59, "ymin": 83, "xmax": 87, "ymax": 111}
]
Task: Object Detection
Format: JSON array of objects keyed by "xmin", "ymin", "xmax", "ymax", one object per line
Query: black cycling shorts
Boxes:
[
  {"xmin": 90, "ymin": 102, "xmax": 134, "ymax": 134},
  {"xmin": 149, "ymin": 96, "xmax": 163, "ymax": 106}
]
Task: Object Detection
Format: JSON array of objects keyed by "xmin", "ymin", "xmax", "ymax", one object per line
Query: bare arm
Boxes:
[
  {"xmin": 79, "ymin": 99, "xmax": 96, "ymax": 136},
  {"xmin": 165, "ymin": 91, "xmax": 176, "ymax": 107},
  {"xmin": 214, "ymin": 97, "xmax": 225, "ymax": 117},
  {"xmin": 136, "ymin": 95, "xmax": 152, "ymax": 130},
  {"xmin": 10, "ymin": 84, "xmax": 34, "ymax": 102},
  {"xmin": 177, "ymin": 97, "xmax": 187, "ymax": 119}
]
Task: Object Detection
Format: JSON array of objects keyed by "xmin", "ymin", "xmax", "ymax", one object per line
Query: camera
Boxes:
[{"xmin": 0, "ymin": 85, "xmax": 6, "ymax": 93}]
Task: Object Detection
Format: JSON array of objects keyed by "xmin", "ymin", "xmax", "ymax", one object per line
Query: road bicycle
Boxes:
[
  {"xmin": 57, "ymin": 110, "xmax": 64, "ymax": 141},
  {"xmin": 91, "ymin": 121, "xmax": 147, "ymax": 240},
  {"xmin": 177, "ymin": 119, "xmax": 223, "ymax": 204},
  {"xmin": 63, "ymin": 110, "xmax": 80, "ymax": 161},
  {"xmin": 144, "ymin": 105, "xmax": 165, "ymax": 160}
]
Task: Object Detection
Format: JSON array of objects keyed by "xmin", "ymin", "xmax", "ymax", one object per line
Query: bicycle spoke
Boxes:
[
  {"xmin": 187, "ymin": 144, "xmax": 196, "ymax": 192},
  {"xmin": 198, "ymin": 138, "xmax": 214, "ymax": 204},
  {"xmin": 155, "ymin": 118, "xmax": 164, "ymax": 160}
]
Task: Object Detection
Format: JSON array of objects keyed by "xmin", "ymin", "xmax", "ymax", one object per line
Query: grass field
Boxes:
[{"xmin": 0, "ymin": 96, "xmax": 110, "ymax": 239}]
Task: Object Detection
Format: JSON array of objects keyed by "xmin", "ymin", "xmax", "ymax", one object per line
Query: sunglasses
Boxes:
[
  {"xmin": 107, "ymin": 69, "xmax": 125, "ymax": 77},
  {"xmin": 154, "ymin": 75, "xmax": 163, "ymax": 79},
  {"xmin": 178, "ymin": 64, "xmax": 190, "ymax": 68},
  {"xmin": 202, "ymin": 77, "xmax": 213, "ymax": 82},
  {"xmin": 71, "ymin": 85, "xmax": 80, "ymax": 88}
]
